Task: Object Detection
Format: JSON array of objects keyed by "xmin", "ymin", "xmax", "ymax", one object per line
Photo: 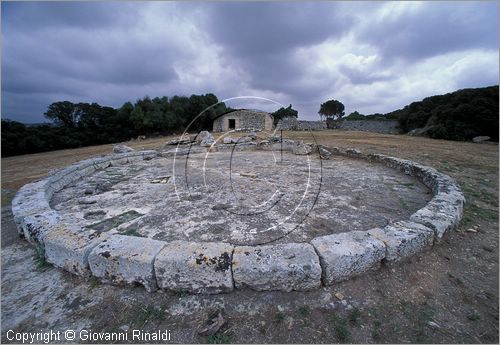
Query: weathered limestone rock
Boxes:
[
  {"xmin": 311, "ymin": 231, "xmax": 386, "ymax": 285},
  {"xmin": 258, "ymin": 139, "xmax": 297, "ymax": 152},
  {"xmin": 11, "ymin": 181, "xmax": 51, "ymax": 236},
  {"xmin": 232, "ymin": 243, "xmax": 321, "ymax": 291},
  {"xmin": 112, "ymin": 144, "xmax": 134, "ymax": 154},
  {"xmin": 410, "ymin": 192, "xmax": 464, "ymax": 239},
  {"xmin": 88, "ymin": 235, "xmax": 165, "ymax": 292},
  {"xmin": 318, "ymin": 145, "xmax": 332, "ymax": 160},
  {"xmin": 44, "ymin": 227, "xmax": 110, "ymax": 276},
  {"xmin": 166, "ymin": 134, "xmax": 196, "ymax": 145},
  {"xmin": 472, "ymin": 136, "xmax": 491, "ymax": 143},
  {"xmin": 222, "ymin": 136, "xmax": 252, "ymax": 144},
  {"xmin": 237, "ymin": 136, "xmax": 253, "ymax": 143},
  {"xmin": 345, "ymin": 148, "xmax": 362, "ymax": 156},
  {"xmin": 293, "ymin": 143, "xmax": 312, "ymax": 155},
  {"xmin": 18, "ymin": 210, "xmax": 61, "ymax": 244},
  {"xmin": 368, "ymin": 221, "xmax": 434, "ymax": 262},
  {"xmin": 200, "ymin": 138, "xmax": 215, "ymax": 147},
  {"xmin": 154, "ymin": 241, "xmax": 234, "ymax": 294},
  {"xmin": 196, "ymin": 131, "xmax": 214, "ymax": 146}
]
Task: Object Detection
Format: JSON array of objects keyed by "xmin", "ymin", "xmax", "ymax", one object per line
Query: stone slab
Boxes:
[
  {"xmin": 154, "ymin": 241, "xmax": 234, "ymax": 294},
  {"xmin": 232, "ymin": 243, "xmax": 321, "ymax": 291},
  {"xmin": 44, "ymin": 227, "xmax": 110, "ymax": 277},
  {"xmin": 368, "ymin": 221, "xmax": 434, "ymax": 262},
  {"xmin": 18, "ymin": 210, "xmax": 61, "ymax": 244},
  {"xmin": 88, "ymin": 235, "xmax": 166, "ymax": 292},
  {"xmin": 311, "ymin": 231, "xmax": 386, "ymax": 285}
]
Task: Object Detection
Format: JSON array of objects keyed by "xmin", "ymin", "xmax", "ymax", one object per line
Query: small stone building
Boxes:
[{"xmin": 213, "ymin": 109, "xmax": 274, "ymax": 132}]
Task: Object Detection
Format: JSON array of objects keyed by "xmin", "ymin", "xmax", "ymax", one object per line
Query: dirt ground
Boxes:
[{"xmin": 1, "ymin": 130, "xmax": 498, "ymax": 344}]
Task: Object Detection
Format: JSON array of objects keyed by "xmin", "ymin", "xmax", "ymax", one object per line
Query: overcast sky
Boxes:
[{"xmin": 2, "ymin": 1, "xmax": 498, "ymax": 123}]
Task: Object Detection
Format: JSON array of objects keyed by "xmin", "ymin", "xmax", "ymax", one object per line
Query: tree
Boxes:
[
  {"xmin": 344, "ymin": 111, "xmax": 365, "ymax": 121},
  {"xmin": 318, "ymin": 99, "xmax": 345, "ymax": 120},
  {"xmin": 130, "ymin": 105, "xmax": 146, "ymax": 131},
  {"xmin": 44, "ymin": 101, "xmax": 78, "ymax": 127},
  {"xmin": 271, "ymin": 104, "xmax": 298, "ymax": 126}
]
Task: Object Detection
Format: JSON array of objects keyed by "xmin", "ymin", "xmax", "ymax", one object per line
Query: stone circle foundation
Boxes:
[{"xmin": 12, "ymin": 140, "xmax": 465, "ymax": 294}]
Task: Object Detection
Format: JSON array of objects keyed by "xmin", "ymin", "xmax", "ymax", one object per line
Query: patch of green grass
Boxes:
[
  {"xmin": 348, "ymin": 307, "xmax": 362, "ymax": 327},
  {"xmin": 174, "ymin": 288, "xmax": 189, "ymax": 298},
  {"xmin": 298, "ymin": 305, "xmax": 311, "ymax": 317},
  {"xmin": 88, "ymin": 276, "xmax": 101, "ymax": 289},
  {"xmin": 205, "ymin": 332, "xmax": 233, "ymax": 344},
  {"xmin": 462, "ymin": 186, "xmax": 498, "ymax": 207},
  {"xmin": 461, "ymin": 202, "xmax": 499, "ymax": 228},
  {"xmin": 467, "ymin": 312, "xmax": 481, "ymax": 321},
  {"xmin": 274, "ymin": 312, "xmax": 286, "ymax": 323},
  {"xmin": 120, "ymin": 228, "xmax": 144, "ymax": 237},
  {"xmin": 398, "ymin": 300, "xmax": 435, "ymax": 343},
  {"xmin": 33, "ymin": 244, "xmax": 50, "ymax": 270},
  {"xmin": 134, "ymin": 305, "xmax": 165, "ymax": 325},
  {"xmin": 372, "ymin": 319, "xmax": 383, "ymax": 342},
  {"xmin": 330, "ymin": 315, "xmax": 352, "ymax": 343},
  {"xmin": 399, "ymin": 197, "xmax": 410, "ymax": 210},
  {"xmin": 468, "ymin": 203, "xmax": 498, "ymax": 221},
  {"xmin": 87, "ymin": 210, "xmax": 143, "ymax": 232},
  {"xmin": 1, "ymin": 190, "xmax": 15, "ymax": 207}
]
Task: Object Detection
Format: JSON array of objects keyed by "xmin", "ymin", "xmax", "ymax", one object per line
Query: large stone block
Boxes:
[
  {"xmin": 368, "ymin": 221, "xmax": 434, "ymax": 262},
  {"xmin": 410, "ymin": 198, "xmax": 463, "ymax": 240},
  {"xmin": 232, "ymin": 243, "xmax": 321, "ymax": 291},
  {"xmin": 89, "ymin": 235, "xmax": 165, "ymax": 292},
  {"xmin": 44, "ymin": 227, "xmax": 110, "ymax": 277},
  {"xmin": 154, "ymin": 241, "xmax": 234, "ymax": 294},
  {"xmin": 112, "ymin": 144, "xmax": 134, "ymax": 154},
  {"xmin": 311, "ymin": 231, "xmax": 386, "ymax": 285},
  {"xmin": 292, "ymin": 143, "xmax": 313, "ymax": 155},
  {"xmin": 18, "ymin": 210, "xmax": 61, "ymax": 244}
]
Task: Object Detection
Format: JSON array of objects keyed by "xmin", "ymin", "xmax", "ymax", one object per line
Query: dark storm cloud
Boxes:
[
  {"xmin": 356, "ymin": 1, "xmax": 499, "ymax": 62},
  {"xmin": 203, "ymin": 2, "xmax": 351, "ymax": 56},
  {"xmin": 1, "ymin": 1, "xmax": 498, "ymax": 123},
  {"xmin": 2, "ymin": 2, "xmax": 184, "ymax": 122},
  {"xmin": 200, "ymin": 1, "xmax": 355, "ymax": 100},
  {"xmin": 1, "ymin": 2, "xmax": 132, "ymax": 32}
]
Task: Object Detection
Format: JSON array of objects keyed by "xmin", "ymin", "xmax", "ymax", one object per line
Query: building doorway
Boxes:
[{"xmin": 228, "ymin": 119, "xmax": 236, "ymax": 130}]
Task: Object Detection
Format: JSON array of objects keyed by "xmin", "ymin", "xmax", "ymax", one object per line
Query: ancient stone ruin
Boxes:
[
  {"xmin": 12, "ymin": 134, "xmax": 464, "ymax": 294},
  {"xmin": 212, "ymin": 109, "xmax": 274, "ymax": 132}
]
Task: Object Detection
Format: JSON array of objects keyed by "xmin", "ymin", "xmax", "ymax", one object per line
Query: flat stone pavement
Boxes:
[{"xmin": 49, "ymin": 152, "xmax": 431, "ymax": 246}]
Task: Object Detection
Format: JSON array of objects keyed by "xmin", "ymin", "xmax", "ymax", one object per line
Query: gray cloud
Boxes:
[
  {"xmin": 203, "ymin": 2, "xmax": 352, "ymax": 56},
  {"xmin": 356, "ymin": 2, "xmax": 499, "ymax": 62},
  {"xmin": 1, "ymin": 1, "xmax": 498, "ymax": 123}
]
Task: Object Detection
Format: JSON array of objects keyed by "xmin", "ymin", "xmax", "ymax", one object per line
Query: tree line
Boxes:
[
  {"xmin": 336, "ymin": 85, "xmax": 499, "ymax": 141},
  {"xmin": 2, "ymin": 86, "xmax": 497, "ymax": 157},
  {"xmin": 2, "ymin": 93, "xmax": 229, "ymax": 157},
  {"xmin": 388, "ymin": 85, "xmax": 499, "ymax": 141}
]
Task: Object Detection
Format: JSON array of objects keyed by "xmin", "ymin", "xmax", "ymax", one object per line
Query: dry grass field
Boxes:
[{"xmin": 1, "ymin": 130, "xmax": 498, "ymax": 343}]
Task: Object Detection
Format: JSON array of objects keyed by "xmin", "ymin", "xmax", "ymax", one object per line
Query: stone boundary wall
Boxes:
[
  {"xmin": 336, "ymin": 120, "xmax": 401, "ymax": 134},
  {"xmin": 277, "ymin": 117, "xmax": 327, "ymax": 131},
  {"xmin": 12, "ymin": 140, "xmax": 465, "ymax": 294}
]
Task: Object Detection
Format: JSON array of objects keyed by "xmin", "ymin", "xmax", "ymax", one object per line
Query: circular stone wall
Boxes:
[{"xmin": 11, "ymin": 140, "xmax": 465, "ymax": 293}]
